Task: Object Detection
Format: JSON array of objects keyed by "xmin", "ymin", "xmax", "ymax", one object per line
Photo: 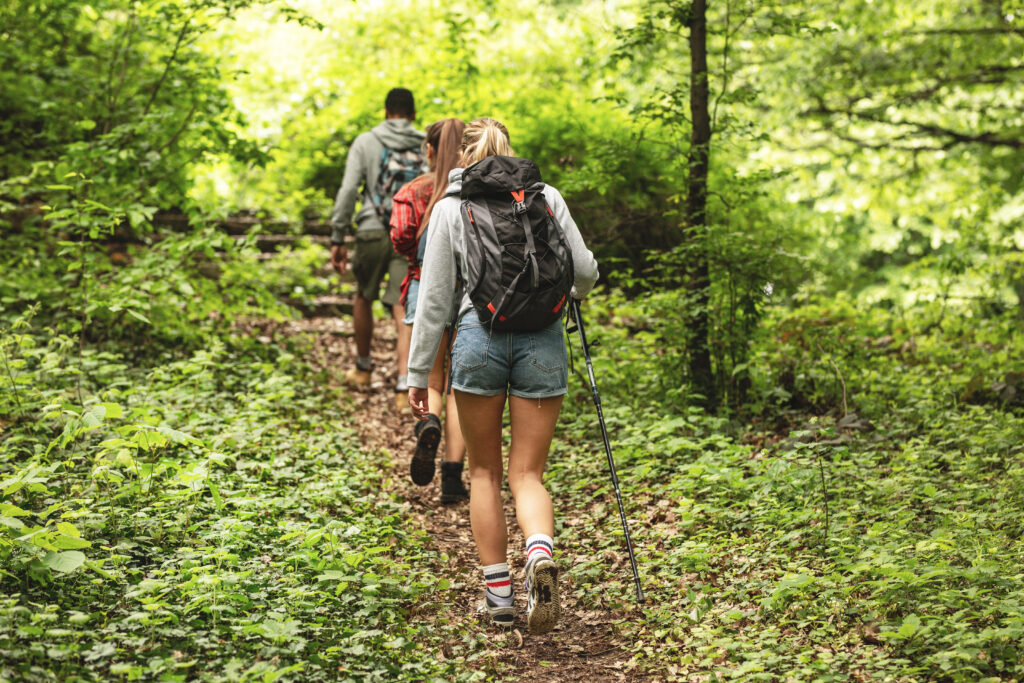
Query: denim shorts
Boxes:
[
  {"xmin": 402, "ymin": 278, "xmax": 419, "ymax": 325},
  {"xmin": 450, "ymin": 309, "xmax": 568, "ymax": 399}
]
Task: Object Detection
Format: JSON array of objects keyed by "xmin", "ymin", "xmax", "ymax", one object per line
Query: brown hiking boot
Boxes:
[
  {"xmin": 394, "ymin": 391, "xmax": 410, "ymax": 414},
  {"xmin": 343, "ymin": 367, "xmax": 371, "ymax": 388}
]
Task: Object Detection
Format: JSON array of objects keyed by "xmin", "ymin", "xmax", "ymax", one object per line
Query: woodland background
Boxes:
[{"xmin": 1, "ymin": 0, "xmax": 1022, "ymax": 680}]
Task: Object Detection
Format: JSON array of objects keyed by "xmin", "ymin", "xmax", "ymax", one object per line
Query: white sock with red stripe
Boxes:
[
  {"xmin": 483, "ymin": 562, "xmax": 513, "ymax": 606},
  {"xmin": 525, "ymin": 533, "xmax": 554, "ymax": 569}
]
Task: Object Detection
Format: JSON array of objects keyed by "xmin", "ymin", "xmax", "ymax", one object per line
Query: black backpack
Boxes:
[
  {"xmin": 457, "ymin": 156, "xmax": 574, "ymax": 332},
  {"xmin": 370, "ymin": 133, "xmax": 426, "ymax": 225}
]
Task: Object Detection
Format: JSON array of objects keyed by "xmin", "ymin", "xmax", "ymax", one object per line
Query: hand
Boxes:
[
  {"xmin": 330, "ymin": 244, "xmax": 348, "ymax": 276},
  {"xmin": 408, "ymin": 387, "xmax": 430, "ymax": 420}
]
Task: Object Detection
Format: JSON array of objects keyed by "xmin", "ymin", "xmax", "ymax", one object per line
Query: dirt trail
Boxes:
[{"xmin": 287, "ymin": 315, "xmax": 642, "ymax": 681}]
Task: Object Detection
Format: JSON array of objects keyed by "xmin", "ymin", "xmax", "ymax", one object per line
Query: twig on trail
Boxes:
[
  {"xmin": 816, "ymin": 342, "xmax": 848, "ymax": 417},
  {"xmin": 817, "ymin": 451, "xmax": 830, "ymax": 556}
]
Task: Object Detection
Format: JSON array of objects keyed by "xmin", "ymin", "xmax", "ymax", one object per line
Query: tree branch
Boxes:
[
  {"xmin": 154, "ymin": 100, "xmax": 199, "ymax": 155},
  {"xmin": 805, "ymin": 100, "xmax": 1024, "ymax": 149},
  {"xmin": 141, "ymin": 16, "xmax": 192, "ymax": 120},
  {"xmin": 905, "ymin": 26, "xmax": 1024, "ymax": 36}
]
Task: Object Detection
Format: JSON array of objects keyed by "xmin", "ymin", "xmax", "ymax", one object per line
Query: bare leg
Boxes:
[
  {"xmin": 353, "ymin": 293, "xmax": 373, "ymax": 360},
  {"xmin": 507, "ymin": 395, "xmax": 562, "ymax": 540},
  {"xmin": 394, "ymin": 303, "xmax": 409, "ymax": 380},
  {"xmin": 444, "ymin": 389, "xmax": 466, "ymax": 463},
  {"xmin": 454, "ymin": 390, "xmax": 508, "ymax": 566}
]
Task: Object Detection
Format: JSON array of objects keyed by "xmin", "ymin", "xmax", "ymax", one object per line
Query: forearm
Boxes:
[{"xmin": 546, "ymin": 187, "xmax": 599, "ymax": 296}]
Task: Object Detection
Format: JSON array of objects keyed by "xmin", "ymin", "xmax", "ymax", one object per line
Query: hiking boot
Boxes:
[
  {"xmin": 477, "ymin": 594, "xmax": 514, "ymax": 629},
  {"xmin": 394, "ymin": 391, "xmax": 410, "ymax": 414},
  {"xmin": 525, "ymin": 557, "xmax": 560, "ymax": 635},
  {"xmin": 410, "ymin": 414, "xmax": 441, "ymax": 486},
  {"xmin": 343, "ymin": 367, "xmax": 371, "ymax": 388},
  {"xmin": 440, "ymin": 461, "xmax": 470, "ymax": 504}
]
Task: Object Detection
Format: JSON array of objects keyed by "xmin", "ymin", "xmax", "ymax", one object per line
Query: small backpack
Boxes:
[
  {"xmin": 457, "ymin": 156, "xmax": 574, "ymax": 332},
  {"xmin": 371, "ymin": 134, "xmax": 426, "ymax": 225}
]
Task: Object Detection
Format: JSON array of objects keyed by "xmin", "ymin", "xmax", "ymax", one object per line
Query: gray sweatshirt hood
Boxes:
[
  {"xmin": 371, "ymin": 119, "xmax": 425, "ymax": 150},
  {"xmin": 444, "ymin": 168, "xmax": 464, "ymax": 196}
]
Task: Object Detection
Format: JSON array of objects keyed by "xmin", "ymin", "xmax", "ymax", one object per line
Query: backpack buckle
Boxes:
[{"xmin": 511, "ymin": 189, "xmax": 527, "ymax": 215}]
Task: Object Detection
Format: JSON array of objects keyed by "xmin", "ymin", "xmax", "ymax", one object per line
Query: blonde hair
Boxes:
[{"xmin": 460, "ymin": 117, "xmax": 513, "ymax": 167}]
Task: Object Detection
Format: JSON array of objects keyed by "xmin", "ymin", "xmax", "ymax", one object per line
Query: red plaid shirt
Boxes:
[{"xmin": 389, "ymin": 174, "xmax": 434, "ymax": 307}]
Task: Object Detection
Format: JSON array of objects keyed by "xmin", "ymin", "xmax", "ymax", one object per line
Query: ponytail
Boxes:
[
  {"xmin": 420, "ymin": 118, "xmax": 467, "ymax": 234},
  {"xmin": 459, "ymin": 118, "xmax": 513, "ymax": 167}
]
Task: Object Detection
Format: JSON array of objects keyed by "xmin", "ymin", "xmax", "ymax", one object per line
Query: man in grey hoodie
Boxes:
[{"xmin": 329, "ymin": 88, "xmax": 426, "ymax": 403}]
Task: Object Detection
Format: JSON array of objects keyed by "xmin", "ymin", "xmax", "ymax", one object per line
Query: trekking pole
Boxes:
[{"xmin": 569, "ymin": 298, "xmax": 644, "ymax": 604}]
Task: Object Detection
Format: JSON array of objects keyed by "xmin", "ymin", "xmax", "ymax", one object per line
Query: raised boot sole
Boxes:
[
  {"xmin": 527, "ymin": 560, "xmax": 560, "ymax": 635},
  {"xmin": 410, "ymin": 421, "xmax": 441, "ymax": 486}
]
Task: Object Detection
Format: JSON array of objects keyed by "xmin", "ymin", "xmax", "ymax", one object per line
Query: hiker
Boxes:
[
  {"xmin": 389, "ymin": 118, "xmax": 470, "ymax": 502},
  {"xmin": 406, "ymin": 118, "xmax": 599, "ymax": 634},
  {"xmin": 329, "ymin": 88, "xmax": 426, "ymax": 411}
]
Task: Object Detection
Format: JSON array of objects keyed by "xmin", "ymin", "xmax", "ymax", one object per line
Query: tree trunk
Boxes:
[{"xmin": 686, "ymin": 0, "xmax": 716, "ymax": 408}]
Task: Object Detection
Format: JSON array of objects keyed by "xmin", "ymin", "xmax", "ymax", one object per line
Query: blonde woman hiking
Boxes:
[
  {"xmin": 407, "ymin": 118, "xmax": 599, "ymax": 633},
  {"xmin": 389, "ymin": 118, "xmax": 469, "ymax": 502}
]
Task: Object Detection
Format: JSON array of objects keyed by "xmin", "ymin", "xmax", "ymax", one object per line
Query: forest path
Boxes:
[{"xmin": 289, "ymin": 314, "xmax": 642, "ymax": 681}]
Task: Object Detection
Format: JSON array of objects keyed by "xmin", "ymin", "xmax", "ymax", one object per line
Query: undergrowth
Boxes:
[
  {"xmin": 0, "ymin": 320, "xmax": 479, "ymax": 682},
  {"xmin": 551, "ymin": 291, "xmax": 1023, "ymax": 681}
]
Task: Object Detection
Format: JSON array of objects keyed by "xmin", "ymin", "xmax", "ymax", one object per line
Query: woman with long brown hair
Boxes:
[
  {"xmin": 390, "ymin": 118, "xmax": 468, "ymax": 503},
  {"xmin": 407, "ymin": 118, "xmax": 599, "ymax": 633}
]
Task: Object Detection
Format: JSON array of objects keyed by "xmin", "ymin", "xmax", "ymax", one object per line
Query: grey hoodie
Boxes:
[
  {"xmin": 407, "ymin": 167, "xmax": 600, "ymax": 389},
  {"xmin": 329, "ymin": 118, "xmax": 426, "ymax": 242}
]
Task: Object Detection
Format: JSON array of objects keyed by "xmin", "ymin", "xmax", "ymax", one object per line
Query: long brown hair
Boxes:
[
  {"xmin": 460, "ymin": 117, "xmax": 512, "ymax": 167},
  {"xmin": 420, "ymin": 118, "xmax": 467, "ymax": 236}
]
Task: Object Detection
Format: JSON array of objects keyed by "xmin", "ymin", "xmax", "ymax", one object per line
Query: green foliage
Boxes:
[
  {"xmin": 0, "ymin": 0, "xmax": 271, "ymax": 211},
  {"xmin": 0, "ymin": 321, "xmax": 476, "ymax": 681},
  {"xmin": 555, "ymin": 293, "xmax": 1024, "ymax": 679},
  {"xmin": 2, "ymin": 0, "xmax": 1024, "ymax": 679}
]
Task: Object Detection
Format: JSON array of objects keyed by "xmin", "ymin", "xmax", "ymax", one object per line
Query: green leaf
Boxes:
[
  {"xmin": 53, "ymin": 534, "xmax": 90, "ymax": 550},
  {"xmin": 43, "ymin": 551, "xmax": 86, "ymax": 573},
  {"xmin": 156, "ymin": 426, "xmax": 194, "ymax": 444},
  {"xmin": 0, "ymin": 503, "xmax": 30, "ymax": 517},
  {"xmin": 897, "ymin": 614, "xmax": 921, "ymax": 639},
  {"xmin": 101, "ymin": 402, "xmax": 123, "ymax": 419},
  {"xmin": 56, "ymin": 522, "xmax": 80, "ymax": 537},
  {"xmin": 81, "ymin": 405, "xmax": 106, "ymax": 428},
  {"xmin": 85, "ymin": 560, "xmax": 114, "ymax": 579},
  {"xmin": 208, "ymin": 482, "xmax": 225, "ymax": 511},
  {"xmin": 0, "ymin": 516, "xmax": 25, "ymax": 530}
]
